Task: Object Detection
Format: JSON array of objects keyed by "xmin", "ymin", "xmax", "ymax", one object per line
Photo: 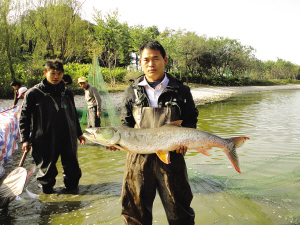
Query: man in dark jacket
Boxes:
[
  {"xmin": 119, "ymin": 41, "xmax": 199, "ymax": 224},
  {"xmin": 19, "ymin": 59, "xmax": 85, "ymax": 194}
]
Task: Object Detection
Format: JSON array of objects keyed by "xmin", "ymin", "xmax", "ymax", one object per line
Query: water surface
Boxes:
[{"xmin": 1, "ymin": 90, "xmax": 300, "ymax": 224}]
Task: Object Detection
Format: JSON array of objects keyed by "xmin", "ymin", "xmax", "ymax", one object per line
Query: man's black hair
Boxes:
[
  {"xmin": 45, "ymin": 58, "xmax": 64, "ymax": 72},
  {"xmin": 62, "ymin": 74, "xmax": 73, "ymax": 85},
  {"xmin": 10, "ymin": 80, "xmax": 21, "ymax": 87},
  {"xmin": 139, "ymin": 40, "xmax": 166, "ymax": 58}
]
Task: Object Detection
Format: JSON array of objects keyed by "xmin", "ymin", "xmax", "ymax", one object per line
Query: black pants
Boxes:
[
  {"xmin": 87, "ymin": 106, "xmax": 101, "ymax": 128},
  {"xmin": 121, "ymin": 152, "xmax": 195, "ymax": 225},
  {"xmin": 35, "ymin": 133, "xmax": 81, "ymax": 190}
]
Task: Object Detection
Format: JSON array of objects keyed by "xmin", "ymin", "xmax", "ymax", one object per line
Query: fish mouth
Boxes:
[
  {"xmin": 83, "ymin": 133, "xmax": 103, "ymax": 145},
  {"xmin": 85, "ymin": 128, "xmax": 97, "ymax": 138}
]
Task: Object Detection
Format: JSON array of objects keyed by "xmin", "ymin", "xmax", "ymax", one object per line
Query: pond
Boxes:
[{"xmin": 1, "ymin": 89, "xmax": 300, "ymax": 225}]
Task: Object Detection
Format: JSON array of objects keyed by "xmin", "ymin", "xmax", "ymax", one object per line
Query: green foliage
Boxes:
[
  {"xmin": 100, "ymin": 67, "xmax": 129, "ymax": 82},
  {"xmin": 93, "ymin": 9, "xmax": 133, "ymax": 87},
  {"xmin": 22, "ymin": 0, "xmax": 89, "ymax": 62},
  {"xmin": 63, "ymin": 62, "xmax": 90, "ymax": 94},
  {"xmin": 0, "ymin": 0, "xmax": 300, "ymax": 97}
]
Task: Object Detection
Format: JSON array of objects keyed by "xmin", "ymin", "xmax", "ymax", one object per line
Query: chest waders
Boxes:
[
  {"xmin": 32, "ymin": 87, "xmax": 81, "ymax": 191},
  {"xmin": 121, "ymin": 90, "xmax": 195, "ymax": 225}
]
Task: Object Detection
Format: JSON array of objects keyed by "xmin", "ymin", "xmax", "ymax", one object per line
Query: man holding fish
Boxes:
[{"xmin": 109, "ymin": 40, "xmax": 199, "ymax": 224}]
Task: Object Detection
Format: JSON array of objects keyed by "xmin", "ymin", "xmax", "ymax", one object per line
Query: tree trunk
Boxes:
[
  {"xmin": 4, "ymin": 25, "xmax": 15, "ymax": 80},
  {"xmin": 185, "ymin": 68, "xmax": 189, "ymax": 84},
  {"xmin": 135, "ymin": 53, "xmax": 139, "ymax": 70}
]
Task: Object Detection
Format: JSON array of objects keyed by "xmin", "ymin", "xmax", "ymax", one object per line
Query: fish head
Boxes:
[{"xmin": 85, "ymin": 127, "xmax": 120, "ymax": 146}]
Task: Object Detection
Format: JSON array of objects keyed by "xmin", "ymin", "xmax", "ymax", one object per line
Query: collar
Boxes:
[
  {"xmin": 42, "ymin": 78, "xmax": 65, "ymax": 92},
  {"xmin": 138, "ymin": 73, "xmax": 169, "ymax": 89}
]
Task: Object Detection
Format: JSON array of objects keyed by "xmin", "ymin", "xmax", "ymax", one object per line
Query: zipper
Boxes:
[{"xmin": 34, "ymin": 87, "xmax": 60, "ymax": 112}]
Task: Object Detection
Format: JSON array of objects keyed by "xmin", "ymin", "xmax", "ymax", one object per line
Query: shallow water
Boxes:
[{"xmin": 1, "ymin": 90, "xmax": 300, "ymax": 224}]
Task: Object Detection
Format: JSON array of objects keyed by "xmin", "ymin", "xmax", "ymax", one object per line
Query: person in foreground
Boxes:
[
  {"xmin": 19, "ymin": 59, "xmax": 85, "ymax": 194},
  {"xmin": 78, "ymin": 76, "xmax": 102, "ymax": 128},
  {"xmin": 117, "ymin": 40, "xmax": 199, "ymax": 224}
]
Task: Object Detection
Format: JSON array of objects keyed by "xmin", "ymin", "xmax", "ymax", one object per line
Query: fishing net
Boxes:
[
  {"xmin": 187, "ymin": 152, "xmax": 300, "ymax": 223},
  {"xmin": 79, "ymin": 53, "xmax": 121, "ymax": 127}
]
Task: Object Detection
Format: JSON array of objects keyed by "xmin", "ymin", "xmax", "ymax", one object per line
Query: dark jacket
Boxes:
[
  {"xmin": 121, "ymin": 73, "xmax": 199, "ymax": 128},
  {"xmin": 19, "ymin": 79, "xmax": 82, "ymax": 164}
]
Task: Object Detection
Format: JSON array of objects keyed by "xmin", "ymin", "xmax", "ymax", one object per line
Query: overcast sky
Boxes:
[{"xmin": 80, "ymin": 0, "xmax": 300, "ymax": 65}]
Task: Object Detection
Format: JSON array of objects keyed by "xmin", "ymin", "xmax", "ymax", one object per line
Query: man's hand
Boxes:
[
  {"xmin": 105, "ymin": 146, "xmax": 119, "ymax": 151},
  {"xmin": 78, "ymin": 135, "xmax": 85, "ymax": 145},
  {"xmin": 174, "ymin": 145, "xmax": 187, "ymax": 154},
  {"xmin": 11, "ymin": 105, "xmax": 16, "ymax": 109},
  {"xmin": 97, "ymin": 111, "xmax": 101, "ymax": 118},
  {"xmin": 22, "ymin": 141, "xmax": 31, "ymax": 152}
]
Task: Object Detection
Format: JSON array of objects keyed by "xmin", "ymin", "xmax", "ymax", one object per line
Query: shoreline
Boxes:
[
  {"xmin": 1, "ymin": 84, "xmax": 300, "ymax": 109},
  {"xmin": 191, "ymin": 84, "xmax": 300, "ymax": 105},
  {"xmin": 74, "ymin": 84, "xmax": 300, "ymax": 110}
]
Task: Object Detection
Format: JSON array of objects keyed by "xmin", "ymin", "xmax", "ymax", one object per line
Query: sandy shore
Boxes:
[{"xmin": 1, "ymin": 84, "xmax": 300, "ymax": 109}]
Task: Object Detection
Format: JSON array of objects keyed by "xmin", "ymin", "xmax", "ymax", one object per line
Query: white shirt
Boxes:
[{"xmin": 138, "ymin": 74, "xmax": 169, "ymax": 107}]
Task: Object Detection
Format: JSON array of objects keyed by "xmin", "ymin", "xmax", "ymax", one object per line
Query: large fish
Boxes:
[{"xmin": 84, "ymin": 121, "xmax": 249, "ymax": 173}]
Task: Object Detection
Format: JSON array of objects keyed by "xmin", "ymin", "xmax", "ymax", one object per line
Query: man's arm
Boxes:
[
  {"xmin": 120, "ymin": 86, "xmax": 136, "ymax": 128},
  {"xmin": 91, "ymin": 86, "xmax": 102, "ymax": 115},
  {"xmin": 180, "ymin": 85, "xmax": 199, "ymax": 128},
  {"xmin": 19, "ymin": 90, "xmax": 34, "ymax": 143},
  {"xmin": 67, "ymin": 89, "xmax": 85, "ymax": 141},
  {"xmin": 11, "ymin": 89, "xmax": 19, "ymax": 108}
]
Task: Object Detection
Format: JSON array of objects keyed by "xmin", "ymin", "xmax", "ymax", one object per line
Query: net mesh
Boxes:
[
  {"xmin": 78, "ymin": 57, "xmax": 300, "ymax": 222},
  {"xmin": 80, "ymin": 53, "xmax": 121, "ymax": 127},
  {"xmin": 187, "ymin": 152, "xmax": 300, "ymax": 220}
]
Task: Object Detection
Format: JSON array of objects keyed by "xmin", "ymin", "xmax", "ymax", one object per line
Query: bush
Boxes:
[
  {"xmin": 64, "ymin": 63, "xmax": 90, "ymax": 94},
  {"xmin": 101, "ymin": 67, "xmax": 128, "ymax": 82}
]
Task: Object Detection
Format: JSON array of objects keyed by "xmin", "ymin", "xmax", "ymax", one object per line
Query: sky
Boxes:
[{"xmin": 79, "ymin": 0, "xmax": 300, "ymax": 65}]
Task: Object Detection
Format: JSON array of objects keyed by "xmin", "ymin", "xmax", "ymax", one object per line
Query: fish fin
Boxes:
[
  {"xmin": 113, "ymin": 145, "xmax": 132, "ymax": 153},
  {"xmin": 163, "ymin": 120, "xmax": 183, "ymax": 127},
  {"xmin": 193, "ymin": 147, "xmax": 211, "ymax": 156},
  {"xmin": 156, "ymin": 151, "xmax": 171, "ymax": 164},
  {"xmin": 229, "ymin": 137, "xmax": 250, "ymax": 148}
]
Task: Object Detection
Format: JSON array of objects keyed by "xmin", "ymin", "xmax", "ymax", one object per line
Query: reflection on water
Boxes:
[
  {"xmin": 187, "ymin": 90, "xmax": 300, "ymax": 225},
  {"xmin": 1, "ymin": 90, "xmax": 300, "ymax": 224}
]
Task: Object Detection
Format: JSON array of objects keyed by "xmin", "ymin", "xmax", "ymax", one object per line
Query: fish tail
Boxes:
[
  {"xmin": 229, "ymin": 137, "xmax": 250, "ymax": 148},
  {"xmin": 224, "ymin": 137, "xmax": 249, "ymax": 174}
]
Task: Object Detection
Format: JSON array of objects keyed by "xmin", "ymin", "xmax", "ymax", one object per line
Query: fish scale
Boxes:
[{"xmin": 84, "ymin": 120, "xmax": 249, "ymax": 174}]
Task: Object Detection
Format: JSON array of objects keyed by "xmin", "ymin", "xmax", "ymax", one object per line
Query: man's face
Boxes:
[
  {"xmin": 79, "ymin": 82, "xmax": 88, "ymax": 89},
  {"xmin": 44, "ymin": 69, "xmax": 63, "ymax": 85},
  {"xmin": 139, "ymin": 48, "xmax": 168, "ymax": 82}
]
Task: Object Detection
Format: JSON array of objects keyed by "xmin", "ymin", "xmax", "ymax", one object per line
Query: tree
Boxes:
[
  {"xmin": 0, "ymin": 0, "xmax": 23, "ymax": 81},
  {"xmin": 130, "ymin": 25, "xmax": 160, "ymax": 70},
  {"xmin": 23, "ymin": 0, "xmax": 88, "ymax": 62},
  {"xmin": 93, "ymin": 9, "xmax": 131, "ymax": 87},
  {"xmin": 175, "ymin": 31, "xmax": 205, "ymax": 84}
]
